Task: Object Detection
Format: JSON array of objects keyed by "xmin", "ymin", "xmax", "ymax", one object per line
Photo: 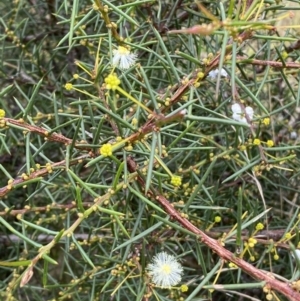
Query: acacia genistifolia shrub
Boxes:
[{"xmin": 1, "ymin": 1, "xmax": 300, "ymax": 300}]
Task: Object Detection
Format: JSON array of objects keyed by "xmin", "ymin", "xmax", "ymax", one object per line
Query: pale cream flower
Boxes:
[
  {"xmin": 232, "ymin": 103, "xmax": 253, "ymax": 123},
  {"xmin": 293, "ymin": 249, "xmax": 300, "ymax": 260},
  {"xmin": 291, "ymin": 131, "xmax": 297, "ymax": 139},
  {"xmin": 147, "ymin": 252, "xmax": 183, "ymax": 288},
  {"xmin": 208, "ymin": 68, "xmax": 228, "ymax": 79},
  {"xmin": 112, "ymin": 46, "xmax": 137, "ymax": 69}
]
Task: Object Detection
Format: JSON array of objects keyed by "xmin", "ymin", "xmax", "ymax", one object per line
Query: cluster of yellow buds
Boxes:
[
  {"xmin": 170, "ymin": 175, "xmax": 182, "ymax": 187},
  {"xmin": 46, "ymin": 162, "xmax": 53, "ymax": 173},
  {"xmin": 100, "ymin": 143, "xmax": 113, "ymax": 157}
]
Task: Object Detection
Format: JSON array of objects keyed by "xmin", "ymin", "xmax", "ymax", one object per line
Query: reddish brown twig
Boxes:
[
  {"xmin": 0, "ymin": 201, "xmax": 93, "ymax": 217},
  {"xmin": 236, "ymin": 57, "xmax": 300, "ymax": 69},
  {"xmin": 0, "ymin": 154, "xmax": 90, "ymax": 198},
  {"xmin": 4, "ymin": 118, "xmax": 93, "ymax": 151}
]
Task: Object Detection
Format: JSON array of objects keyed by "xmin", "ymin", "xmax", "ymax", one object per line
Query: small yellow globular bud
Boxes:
[
  {"xmin": 285, "ymin": 232, "xmax": 292, "ymax": 240},
  {"xmin": 92, "ymin": 3, "xmax": 99, "ymax": 10},
  {"xmin": 266, "ymin": 293, "xmax": 273, "ymax": 300},
  {"xmin": 111, "ymin": 22, "xmax": 117, "ymax": 29},
  {"xmin": 73, "ymin": 74, "xmax": 79, "ymax": 79},
  {"xmin": 0, "ymin": 120, "xmax": 6, "ymax": 127},
  {"xmin": 181, "ymin": 78, "xmax": 189, "ymax": 85},
  {"xmin": 214, "ymin": 216, "xmax": 221, "ymax": 223},
  {"xmin": 273, "ymin": 254, "xmax": 279, "ymax": 260},
  {"xmin": 263, "ymin": 117, "xmax": 270, "ymax": 126},
  {"xmin": 282, "ymin": 51, "xmax": 288, "ymax": 60},
  {"xmin": 131, "ymin": 118, "xmax": 138, "ymax": 126},
  {"xmin": 64, "ymin": 83, "xmax": 73, "ymax": 91},
  {"xmin": 22, "ymin": 173, "xmax": 29, "ymax": 180},
  {"xmin": 228, "ymin": 262, "xmax": 237, "ymax": 268},
  {"xmin": 263, "ymin": 286, "xmax": 269, "ymax": 293},
  {"xmin": 197, "ymin": 72, "xmax": 204, "ymax": 79},
  {"xmin": 255, "ymin": 222, "xmax": 264, "ymax": 231},
  {"xmin": 100, "ymin": 143, "xmax": 112, "ymax": 157},
  {"xmin": 239, "ymin": 145, "xmax": 246, "ymax": 151},
  {"xmin": 80, "ymin": 39, "xmax": 87, "ymax": 46},
  {"xmin": 0, "ymin": 109, "xmax": 5, "ymax": 118},
  {"xmin": 208, "ymin": 53, "xmax": 214, "ymax": 59},
  {"xmin": 170, "ymin": 175, "xmax": 182, "ymax": 187},
  {"xmin": 253, "ymin": 165, "xmax": 260, "ymax": 172},
  {"xmin": 266, "ymin": 140, "xmax": 274, "ymax": 147},
  {"xmin": 181, "ymin": 284, "xmax": 188, "ymax": 292},
  {"xmin": 253, "ymin": 138, "xmax": 261, "ymax": 145},
  {"xmin": 248, "ymin": 237, "xmax": 257, "ymax": 248},
  {"xmin": 103, "ymin": 5, "xmax": 109, "ymax": 12}
]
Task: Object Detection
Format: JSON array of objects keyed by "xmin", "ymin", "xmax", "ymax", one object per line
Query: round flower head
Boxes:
[
  {"xmin": 171, "ymin": 175, "xmax": 182, "ymax": 187},
  {"xmin": 293, "ymin": 249, "xmax": 300, "ymax": 260},
  {"xmin": 208, "ymin": 68, "xmax": 228, "ymax": 79},
  {"xmin": 147, "ymin": 252, "xmax": 183, "ymax": 288},
  {"xmin": 232, "ymin": 103, "xmax": 253, "ymax": 123},
  {"xmin": 291, "ymin": 131, "xmax": 297, "ymax": 139},
  {"xmin": 112, "ymin": 46, "xmax": 137, "ymax": 69},
  {"xmin": 0, "ymin": 109, "xmax": 5, "ymax": 118},
  {"xmin": 104, "ymin": 74, "xmax": 120, "ymax": 90}
]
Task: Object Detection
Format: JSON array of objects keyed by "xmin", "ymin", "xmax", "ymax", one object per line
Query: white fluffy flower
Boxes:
[
  {"xmin": 112, "ymin": 46, "xmax": 137, "ymax": 69},
  {"xmin": 232, "ymin": 103, "xmax": 254, "ymax": 123},
  {"xmin": 147, "ymin": 252, "xmax": 183, "ymax": 288},
  {"xmin": 208, "ymin": 68, "xmax": 228, "ymax": 79},
  {"xmin": 293, "ymin": 249, "xmax": 300, "ymax": 260},
  {"xmin": 290, "ymin": 131, "xmax": 297, "ymax": 139}
]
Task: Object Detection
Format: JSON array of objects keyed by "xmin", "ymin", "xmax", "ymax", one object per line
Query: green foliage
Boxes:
[{"xmin": 1, "ymin": 0, "xmax": 300, "ymax": 300}]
